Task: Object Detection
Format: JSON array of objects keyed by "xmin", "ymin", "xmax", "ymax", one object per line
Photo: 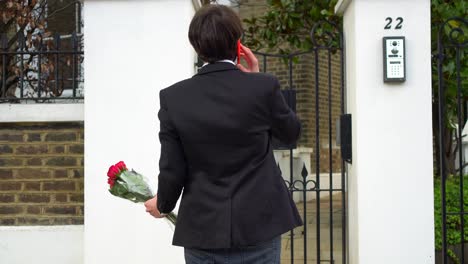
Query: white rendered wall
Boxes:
[
  {"xmin": 0, "ymin": 104, "xmax": 83, "ymax": 122},
  {"xmin": 337, "ymin": 0, "xmax": 434, "ymax": 263},
  {"xmin": 0, "ymin": 226, "xmax": 83, "ymax": 264},
  {"xmin": 84, "ymin": 1, "xmax": 195, "ymax": 263}
]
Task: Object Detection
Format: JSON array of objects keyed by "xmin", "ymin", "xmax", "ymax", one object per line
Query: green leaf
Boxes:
[
  {"xmin": 448, "ymin": 20, "xmax": 460, "ymax": 28},
  {"xmin": 109, "ymin": 170, "xmax": 153, "ymax": 203},
  {"xmin": 290, "ymin": 13, "xmax": 301, "ymax": 18},
  {"xmin": 288, "ymin": 18, "xmax": 293, "ymax": 29}
]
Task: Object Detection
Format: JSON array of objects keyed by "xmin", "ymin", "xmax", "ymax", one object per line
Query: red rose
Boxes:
[
  {"xmin": 115, "ymin": 161, "xmax": 127, "ymax": 172},
  {"xmin": 108, "ymin": 177, "xmax": 115, "ymax": 188},
  {"xmin": 107, "ymin": 165, "xmax": 120, "ymax": 179}
]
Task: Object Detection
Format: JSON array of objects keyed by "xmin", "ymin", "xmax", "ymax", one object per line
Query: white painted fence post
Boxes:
[
  {"xmin": 335, "ymin": 0, "xmax": 435, "ymax": 263},
  {"xmin": 84, "ymin": 1, "xmax": 196, "ymax": 263}
]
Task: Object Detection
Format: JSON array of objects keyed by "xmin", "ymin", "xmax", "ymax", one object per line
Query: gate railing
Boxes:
[
  {"xmin": 0, "ymin": 32, "xmax": 84, "ymax": 103},
  {"xmin": 0, "ymin": 1, "xmax": 83, "ymax": 103},
  {"xmin": 436, "ymin": 17, "xmax": 468, "ymax": 264},
  {"xmin": 252, "ymin": 19, "xmax": 347, "ymax": 264}
]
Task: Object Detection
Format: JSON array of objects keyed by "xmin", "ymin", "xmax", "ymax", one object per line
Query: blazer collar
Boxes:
[{"xmin": 195, "ymin": 62, "xmax": 239, "ymax": 76}]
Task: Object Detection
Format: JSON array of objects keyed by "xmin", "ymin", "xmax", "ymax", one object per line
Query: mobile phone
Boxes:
[{"xmin": 237, "ymin": 40, "xmax": 241, "ymax": 64}]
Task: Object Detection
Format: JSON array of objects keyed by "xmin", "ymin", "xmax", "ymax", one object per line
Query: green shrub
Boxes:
[{"xmin": 434, "ymin": 175, "xmax": 468, "ymax": 263}]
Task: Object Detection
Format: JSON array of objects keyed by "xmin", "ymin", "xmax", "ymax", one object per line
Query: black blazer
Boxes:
[{"xmin": 157, "ymin": 62, "xmax": 303, "ymax": 249}]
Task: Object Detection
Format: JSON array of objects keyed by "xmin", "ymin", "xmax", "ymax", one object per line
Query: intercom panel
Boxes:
[{"xmin": 383, "ymin": 36, "xmax": 406, "ymax": 82}]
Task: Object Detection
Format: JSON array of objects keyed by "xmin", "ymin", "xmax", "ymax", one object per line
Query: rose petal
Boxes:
[{"xmin": 116, "ymin": 161, "xmax": 127, "ymax": 172}]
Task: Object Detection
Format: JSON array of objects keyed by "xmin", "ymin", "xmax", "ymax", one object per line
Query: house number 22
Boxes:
[{"xmin": 384, "ymin": 17, "xmax": 403, "ymax": 29}]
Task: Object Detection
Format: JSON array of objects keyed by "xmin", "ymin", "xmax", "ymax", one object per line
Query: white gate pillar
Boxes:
[
  {"xmin": 335, "ymin": 0, "xmax": 434, "ymax": 263},
  {"xmin": 84, "ymin": 1, "xmax": 197, "ymax": 263}
]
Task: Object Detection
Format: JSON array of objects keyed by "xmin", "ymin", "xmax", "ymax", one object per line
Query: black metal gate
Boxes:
[
  {"xmin": 436, "ymin": 17, "xmax": 467, "ymax": 264},
  {"xmin": 252, "ymin": 20, "xmax": 347, "ymax": 264}
]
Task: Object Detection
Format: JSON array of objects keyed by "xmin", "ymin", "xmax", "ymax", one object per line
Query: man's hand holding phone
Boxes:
[{"xmin": 237, "ymin": 43, "xmax": 259, "ymax": 73}]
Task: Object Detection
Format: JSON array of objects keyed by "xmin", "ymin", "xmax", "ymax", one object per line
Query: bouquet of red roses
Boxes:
[{"xmin": 107, "ymin": 161, "xmax": 177, "ymax": 225}]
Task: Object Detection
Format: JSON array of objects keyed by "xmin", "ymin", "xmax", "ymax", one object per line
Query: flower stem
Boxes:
[{"xmin": 165, "ymin": 212, "xmax": 177, "ymax": 225}]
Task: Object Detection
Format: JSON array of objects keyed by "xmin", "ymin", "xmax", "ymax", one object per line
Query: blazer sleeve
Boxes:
[
  {"xmin": 156, "ymin": 89, "xmax": 186, "ymax": 214},
  {"xmin": 269, "ymin": 77, "xmax": 302, "ymax": 145}
]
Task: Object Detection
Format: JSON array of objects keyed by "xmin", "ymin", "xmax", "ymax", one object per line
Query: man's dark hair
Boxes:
[{"xmin": 188, "ymin": 5, "xmax": 243, "ymax": 63}]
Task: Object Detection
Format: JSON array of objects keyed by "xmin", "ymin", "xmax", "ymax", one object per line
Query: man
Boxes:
[{"xmin": 145, "ymin": 4, "xmax": 302, "ymax": 264}]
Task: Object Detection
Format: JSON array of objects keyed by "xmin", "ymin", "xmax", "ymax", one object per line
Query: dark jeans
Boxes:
[{"xmin": 184, "ymin": 236, "xmax": 281, "ymax": 264}]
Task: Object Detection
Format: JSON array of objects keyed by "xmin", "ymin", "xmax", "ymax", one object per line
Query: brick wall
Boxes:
[
  {"xmin": 238, "ymin": 0, "xmax": 343, "ymax": 172},
  {"xmin": 0, "ymin": 122, "xmax": 84, "ymax": 226}
]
